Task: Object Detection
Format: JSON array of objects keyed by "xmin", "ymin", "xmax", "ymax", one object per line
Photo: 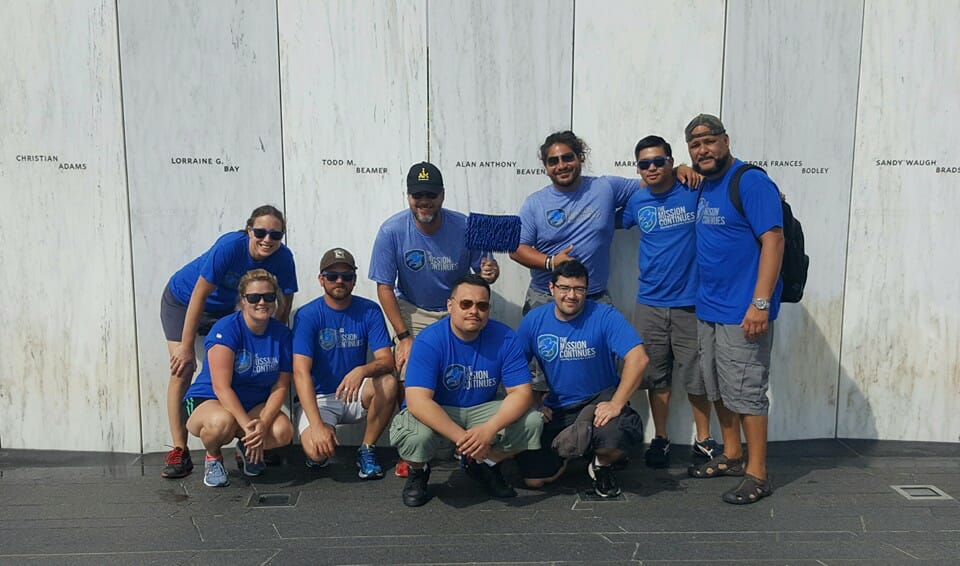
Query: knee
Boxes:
[
  {"xmin": 271, "ymin": 417, "xmax": 294, "ymax": 447},
  {"xmin": 375, "ymin": 374, "xmax": 399, "ymax": 404},
  {"xmin": 203, "ymin": 413, "xmax": 238, "ymax": 442}
]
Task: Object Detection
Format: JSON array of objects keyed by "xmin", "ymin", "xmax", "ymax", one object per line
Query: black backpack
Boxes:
[{"xmin": 726, "ymin": 164, "xmax": 809, "ymax": 303}]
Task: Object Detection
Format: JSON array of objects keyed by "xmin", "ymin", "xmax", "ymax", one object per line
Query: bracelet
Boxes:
[
  {"xmin": 544, "ymin": 254, "xmax": 554, "ymax": 271},
  {"xmin": 393, "ymin": 330, "xmax": 411, "ymax": 345}
]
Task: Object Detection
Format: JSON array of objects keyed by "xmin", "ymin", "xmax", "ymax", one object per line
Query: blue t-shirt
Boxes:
[
  {"xmin": 518, "ymin": 175, "xmax": 638, "ymax": 294},
  {"xmin": 368, "ymin": 209, "xmax": 483, "ymax": 311},
  {"xmin": 292, "ymin": 295, "xmax": 392, "ymax": 395},
  {"xmin": 168, "ymin": 231, "xmax": 299, "ymax": 312},
  {"xmin": 621, "ymin": 181, "xmax": 699, "ymax": 307},
  {"xmin": 695, "ymin": 159, "xmax": 783, "ymax": 324},
  {"xmin": 405, "ymin": 318, "xmax": 531, "ymax": 408},
  {"xmin": 517, "ymin": 301, "xmax": 643, "ymax": 409},
  {"xmin": 185, "ymin": 312, "xmax": 294, "ymax": 411}
]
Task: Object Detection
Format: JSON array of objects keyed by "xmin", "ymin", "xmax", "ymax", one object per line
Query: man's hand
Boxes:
[
  {"xmin": 335, "ymin": 367, "xmax": 366, "ymax": 403},
  {"xmin": 740, "ymin": 305, "xmax": 770, "ymax": 341},
  {"xmin": 479, "ymin": 257, "xmax": 500, "ymax": 283},
  {"xmin": 456, "ymin": 423, "xmax": 497, "ymax": 461},
  {"xmin": 170, "ymin": 344, "xmax": 196, "ymax": 378},
  {"xmin": 305, "ymin": 424, "xmax": 339, "ymax": 460},
  {"xmin": 553, "ymin": 245, "xmax": 575, "ymax": 267},
  {"xmin": 676, "ymin": 164, "xmax": 703, "ymax": 188},
  {"xmin": 593, "ymin": 401, "xmax": 624, "ymax": 428},
  {"xmin": 394, "ymin": 336, "xmax": 413, "ymax": 375}
]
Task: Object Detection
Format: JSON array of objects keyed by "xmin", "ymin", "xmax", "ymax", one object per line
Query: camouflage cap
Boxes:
[{"xmin": 684, "ymin": 114, "xmax": 726, "ymax": 141}]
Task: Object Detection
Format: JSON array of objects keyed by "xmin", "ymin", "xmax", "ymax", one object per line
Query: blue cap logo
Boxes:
[
  {"xmin": 537, "ymin": 334, "xmax": 560, "ymax": 362},
  {"xmin": 442, "ymin": 364, "xmax": 466, "ymax": 391},
  {"xmin": 546, "ymin": 209, "xmax": 566, "ymax": 228},
  {"xmin": 638, "ymin": 206, "xmax": 658, "ymax": 233},
  {"xmin": 404, "ymin": 249, "xmax": 426, "ymax": 271},
  {"xmin": 234, "ymin": 349, "xmax": 253, "ymax": 374},
  {"xmin": 319, "ymin": 328, "xmax": 337, "ymax": 351}
]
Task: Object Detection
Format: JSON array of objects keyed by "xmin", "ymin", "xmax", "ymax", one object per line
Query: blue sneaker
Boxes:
[
  {"xmin": 693, "ymin": 436, "xmax": 723, "ymax": 460},
  {"xmin": 235, "ymin": 440, "xmax": 266, "ymax": 477},
  {"xmin": 203, "ymin": 457, "xmax": 229, "ymax": 487},
  {"xmin": 356, "ymin": 444, "xmax": 384, "ymax": 480}
]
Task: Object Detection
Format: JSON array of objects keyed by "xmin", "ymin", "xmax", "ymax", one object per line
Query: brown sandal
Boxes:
[
  {"xmin": 687, "ymin": 455, "xmax": 745, "ymax": 478},
  {"xmin": 722, "ymin": 473, "xmax": 773, "ymax": 504}
]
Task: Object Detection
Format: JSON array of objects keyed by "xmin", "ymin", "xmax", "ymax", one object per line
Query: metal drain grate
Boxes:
[
  {"xmin": 247, "ymin": 491, "xmax": 300, "ymax": 508},
  {"xmin": 891, "ymin": 485, "xmax": 953, "ymax": 501}
]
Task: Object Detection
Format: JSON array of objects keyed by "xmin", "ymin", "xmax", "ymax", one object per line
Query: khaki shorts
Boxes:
[
  {"xmin": 633, "ymin": 304, "xmax": 701, "ymax": 393},
  {"xmin": 389, "ymin": 401, "xmax": 543, "ymax": 463},
  {"xmin": 698, "ymin": 320, "xmax": 774, "ymax": 416}
]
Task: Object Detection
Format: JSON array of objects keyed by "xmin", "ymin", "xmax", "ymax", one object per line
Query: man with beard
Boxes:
[
  {"xmin": 515, "ymin": 260, "xmax": 649, "ymax": 498},
  {"xmin": 389, "ymin": 274, "xmax": 543, "ymax": 507},
  {"xmin": 369, "ymin": 162, "xmax": 500, "ymax": 476},
  {"xmin": 685, "ymin": 114, "xmax": 784, "ymax": 505},
  {"xmin": 293, "ymin": 248, "xmax": 398, "ymax": 479}
]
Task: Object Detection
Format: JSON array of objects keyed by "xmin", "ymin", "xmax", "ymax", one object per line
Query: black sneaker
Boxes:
[
  {"xmin": 644, "ymin": 436, "xmax": 671, "ymax": 468},
  {"xmin": 161, "ymin": 447, "xmax": 193, "ymax": 479},
  {"xmin": 402, "ymin": 465, "xmax": 431, "ymax": 507},
  {"xmin": 692, "ymin": 436, "xmax": 722, "ymax": 460},
  {"xmin": 465, "ymin": 461, "xmax": 517, "ymax": 498},
  {"xmin": 588, "ymin": 461, "xmax": 622, "ymax": 498}
]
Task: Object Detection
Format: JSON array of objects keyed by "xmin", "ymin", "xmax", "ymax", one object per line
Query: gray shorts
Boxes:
[
  {"xmin": 160, "ymin": 284, "xmax": 232, "ymax": 342},
  {"xmin": 698, "ymin": 320, "xmax": 774, "ymax": 416},
  {"xmin": 633, "ymin": 304, "xmax": 701, "ymax": 393}
]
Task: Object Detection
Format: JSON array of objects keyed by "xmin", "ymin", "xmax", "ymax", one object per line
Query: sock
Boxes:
[{"xmin": 205, "ymin": 454, "xmax": 221, "ymax": 462}]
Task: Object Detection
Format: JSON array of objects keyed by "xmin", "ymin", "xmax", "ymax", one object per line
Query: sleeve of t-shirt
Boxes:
[
  {"xmin": 275, "ymin": 248, "xmax": 299, "ymax": 295},
  {"xmin": 608, "ymin": 176, "xmax": 641, "ymax": 208},
  {"xmin": 278, "ymin": 327, "xmax": 294, "ymax": 373},
  {"xmin": 499, "ymin": 330, "xmax": 533, "ymax": 388},
  {"xmin": 368, "ymin": 225, "xmax": 398, "ymax": 286},
  {"xmin": 199, "ymin": 235, "xmax": 240, "ymax": 285},
  {"xmin": 514, "ymin": 315, "xmax": 535, "ymax": 363},
  {"xmin": 365, "ymin": 303, "xmax": 393, "ymax": 352},
  {"xmin": 740, "ymin": 171, "xmax": 784, "ymax": 238},
  {"xmin": 291, "ymin": 305, "xmax": 318, "ymax": 359},
  {"xmin": 404, "ymin": 332, "xmax": 441, "ymax": 392},
  {"xmin": 601, "ymin": 306, "xmax": 644, "ymax": 358},
  {"xmin": 203, "ymin": 315, "xmax": 241, "ymax": 352},
  {"xmin": 620, "ymin": 194, "xmax": 639, "ymax": 230},
  {"xmin": 518, "ymin": 196, "xmax": 539, "ymax": 247}
]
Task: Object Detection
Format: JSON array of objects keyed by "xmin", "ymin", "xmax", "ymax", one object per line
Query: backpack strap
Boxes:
[{"xmin": 728, "ymin": 163, "xmax": 765, "ymax": 218}]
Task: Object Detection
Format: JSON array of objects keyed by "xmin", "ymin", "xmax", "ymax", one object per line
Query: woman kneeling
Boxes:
[{"xmin": 184, "ymin": 269, "xmax": 294, "ymax": 487}]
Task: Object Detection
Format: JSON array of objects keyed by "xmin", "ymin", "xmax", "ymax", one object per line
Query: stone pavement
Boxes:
[{"xmin": 1, "ymin": 439, "xmax": 959, "ymax": 565}]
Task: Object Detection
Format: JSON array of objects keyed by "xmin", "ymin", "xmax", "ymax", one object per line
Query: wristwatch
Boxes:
[
  {"xmin": 393, "ymin": 330, "xmax": 411, "ymax": 345},
  {"xmin": 751, "ymin": 298, "xmax": 770, "ymax": 311}
]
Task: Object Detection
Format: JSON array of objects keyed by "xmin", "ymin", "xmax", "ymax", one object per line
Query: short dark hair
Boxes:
[
  {"xmin": 539, "ymin": 130, "xmax": 589, "ymax": 165},
  {"xmin": 634, "ymin": 135, "xmax": 672, "ymax": 160},
  {"xmin": 551, "ymin": 259, "xmax": 589, "ymax": 285},
  {"xmin": 450, "ymin": 273, "xmax": 491, "ymax": 298}
]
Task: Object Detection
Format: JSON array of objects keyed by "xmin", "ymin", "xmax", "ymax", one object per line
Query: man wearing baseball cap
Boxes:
[
  {"xmin": 292, "ymin": 247, "xmax": 398, "ymax": 479},
  {"xmin": 369, "ymin": 162, "xmax": 500, "ymax": 476},
  {"xmin": 684, "ymin": 114, "xmax": 784, "ymax": 505}
]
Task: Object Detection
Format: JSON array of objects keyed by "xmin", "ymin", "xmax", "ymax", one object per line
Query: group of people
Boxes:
[{"xmin": 159, "ymin": 113, "xmax": 785, "ymax": 507}]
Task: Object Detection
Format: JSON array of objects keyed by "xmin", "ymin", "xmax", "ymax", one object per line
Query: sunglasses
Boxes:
[
  {"xmin": 410, "ymin": 191, "xmax": 440, "ymax": 200},
  {"xmin": 546, "ymin": 152, "xmax": 577, "ymax": 167},
  {"xmin": 457, "ymin": 299, "xmax": 491, "ymax": 312},
  {"xmin": 637, "ymin": 156, "xmax": 671, "ymax": 170},
  {"xmin": 250, "ymin": 228, "xmax": 285, "ymax": 241},
  {"xmin": 322, "ymin": 271, "xmax": 356, "ymax": 282},
  {"xmin": 244, "ymin": 292, "xmax": 278, "ymax": 304}
]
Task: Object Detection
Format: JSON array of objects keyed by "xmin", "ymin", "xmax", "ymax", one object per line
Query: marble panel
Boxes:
[
  {"xmin": 0, "ymin": 2, "xmax": 139, "ymax": 450},
  {"xmin": 839, "ymin": 0, "xmax": 960, "ymax": 441},
  {"xmin": 118, "ymin": 0, "xmax": 285, "ymax": 451},
  {"xmin": 279, "ymin": 0, "xmax": 427, "ymax": 308},
  {"xmin": 428, "ymin": 0, "xmax": 574, "ymax": 328},
  {"xmin": 572, "ymin": 1, "xmax": 725, "ymax": 443},
  {"xmin": 722, "ymin": 0, "xmax": 864, "ymax": 440}
]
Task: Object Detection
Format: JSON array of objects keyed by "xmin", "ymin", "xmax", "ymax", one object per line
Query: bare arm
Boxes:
[
  {"xmin": 377, "ymin": 283, "xmax": 413, "ymax": 372},
  {"xmin": 207, "ymin": 344, "xmax": 249, "ymax": 428},
  {"xmin": 171, "ymin": 276, "xmax": 217, "ymax": 377},
  {"xmin": 742, "ymin": 228, "xmax": 785, "ymax": 340},
  {"xmin": 594, "ymin": 345, "xmax": 648, "ymax": 427},
  {"xmin": 335, "ymin": 346, "xmax": 395, "ymax": 403},
  {"xmin": 293, "ymin": 354, "xmax": 338, "ymax": 458},
  {"xmin": 509, "ymin": 244, "xmax": 575, "ymax": 271},
  {"xmin": 275, "ymin": 293, "xmax": 294, "ymax": 325}
]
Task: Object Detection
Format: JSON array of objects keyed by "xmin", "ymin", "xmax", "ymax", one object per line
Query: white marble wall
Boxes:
[
  {"xmin": 118, "ymin": 0, "xmax": 285, "ymax": 451},
  {"xmin": 722, "ymin": 0, "xmax": 864, "ymax": 440},
  {"xmin": 0, "ymin": 2, "xmax": 139, "ymax": 451},
  {"xmin": 573, "ymin": 0, "xmax": 725, "ymax": 444},
  {"xmin": 839, "ymin": 0, "xmax": 960, "ymax": 441},
  {"xmin": 428, "ymin": 0, "xmax": 574, "ymax": 328}
]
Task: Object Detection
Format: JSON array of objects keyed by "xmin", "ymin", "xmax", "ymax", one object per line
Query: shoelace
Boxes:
[
  {"xmin": 165, "ymin": 448, "xmax": 185, "ymax": 464},
  {"xmin": 359, "ymin": 449, "xmax": 377, "ymax": 468}
]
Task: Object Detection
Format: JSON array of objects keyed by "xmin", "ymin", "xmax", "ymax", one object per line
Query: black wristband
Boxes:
[{"xmin": 393, "ymin": 330, "xmax": 411, "ymax": 344}]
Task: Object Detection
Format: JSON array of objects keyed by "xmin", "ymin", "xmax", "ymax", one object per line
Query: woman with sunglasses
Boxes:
[
  {"xmin": 160, "ymin": 205, "xmax": 298, "ymax": 479},
  {"xmin": 183, "ymin": 269, "xmax": 294, "ymax": 487}
]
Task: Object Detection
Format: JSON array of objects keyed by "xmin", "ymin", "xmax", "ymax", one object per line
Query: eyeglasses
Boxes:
[
  {"xmin": 250, "ymin": 228, "xmax": 285, "ymax": 240},
  {"xmin": 546, "ymin": 152, "xmax": 577, "ymax": 166},
  {"xmin": 410, "ymin": 192, "xmax": 440, "ymax": 200},
  {"xmin": 457, "ymin": 299, "xmax": 491, "ymax": 312},
  {"xmin": 244, "ymin": 292, "xmax": 278, "ymax": 304},
  {"xmin": 637, "ymin": 156, "xmax": 671, "ymax": 170},
  {"xmin": 322, "ymin": 271, "xmax": 356, "ymax": 282},
  {"xmin": 553, "ymin": 284, "xmax": 587, "ymax": 296}
]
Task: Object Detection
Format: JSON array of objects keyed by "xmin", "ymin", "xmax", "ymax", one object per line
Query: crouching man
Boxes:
[
  {"xmin": 515, "ymin": 260, "xmax": 649, "ymax": 497},
  {"xmin": 390, "ymin": 274, "xmax": 543, "ymax": 507}
]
